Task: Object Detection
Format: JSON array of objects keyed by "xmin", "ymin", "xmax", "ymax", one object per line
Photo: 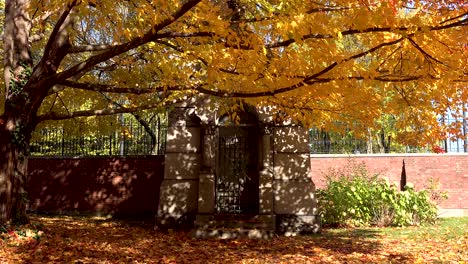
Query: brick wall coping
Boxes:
[
  {"xmin": 309, "ymin": 153, "xmax": 468, "ymax": 158},
  {"xmin": 28, "ymin": 155, "xmax": 164, "ymax": 160}
]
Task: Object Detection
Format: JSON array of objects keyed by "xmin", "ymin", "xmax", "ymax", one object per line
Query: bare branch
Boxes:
[
  {"xmin": 155, "ymin": 40, "xmax": 240, "ymax": 75},
  {"xmin": 230, "ymin": 4, "xmax": 352, "ymax": 24},
  {"xmin": 36, "ymin": 102, "xmax": 162, "ymax": 122},
  {"xmin": 159, "ymin": 17, "xmax": 467, "ymax": 50},
  {"xmin": 29, "ymin": 33, "xmax": 45, "ymax": 43},
  {"xmin": 54, "ymin": 0, "xmax": 202, "ymax": 82},
  {"xmin": 408, "ymin": 38, "xmax": 447, "ymax": 66},
  {"xmin": 58, "ymin": 80, "xmax": 193, "ymax": 95},
  {"xmin": 155, "ymin": 31, "xmax": 216, "ymax": 39},
  {"xmin": 36, "ymin": 95, "xmax": 188, "ymax": 122},
  {"xmin": 68, "ymin": 44, "xmax": 116, "ymax": 53},
  {"xmin": 42, "ymin": 0, "xmax": 80, "ymax": 61},
  {"xmin": 99, "ymin": 91, "xmax": 158, "ymax": 153},
  {"xmin": 440, "ymin": 11, "xmax": 468, "ymax": 25},
  {"xmin": 32, "ymin": 10, "xmax": 55, "ymax": 24},
  {"xmin": 216, "ymin": 37, "xmax": 406, "ymax": 98}
]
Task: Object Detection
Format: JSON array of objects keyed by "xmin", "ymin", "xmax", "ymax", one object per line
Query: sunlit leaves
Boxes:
[{"xmin": 7, "ymin": 0, "xmax": 467, "ymax": 146}]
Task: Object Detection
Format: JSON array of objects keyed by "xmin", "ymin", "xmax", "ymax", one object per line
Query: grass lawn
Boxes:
[{"xmin": 1, "ymin": 215, "xmax": 466, "ymax": 263}]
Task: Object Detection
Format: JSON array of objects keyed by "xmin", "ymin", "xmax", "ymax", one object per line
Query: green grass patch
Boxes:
[
  {"xmin": 379, "ymin": 217, "xmax": 468, "ymax": 241},
  {"xmin": 321, "ymin": 217, "xmax": 468, "ymax": 242}
]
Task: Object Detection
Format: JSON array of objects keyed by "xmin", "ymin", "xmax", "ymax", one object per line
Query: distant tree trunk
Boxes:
[
  {"xmin": 380, "ymin": 129, "xmax": 391, "ymax": 153},
  {"xmin": 131, "ymin": 114, "xmax": 158, "ymax": 154},
  {"xmin": 322, "ymin": 129, "xmax": 331, "ymax": 153},
  {"xmin": 366, "ymin": 128, "xmax": 373, "ymax": 154},
  {"xmin": 463, "ymin": 109, "xmax": 467, "ymax": 153}
]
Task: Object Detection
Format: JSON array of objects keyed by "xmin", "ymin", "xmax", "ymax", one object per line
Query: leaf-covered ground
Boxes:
[{"xmin": 1, "ymin": 215, "xmax": 466, "ymax": 263}]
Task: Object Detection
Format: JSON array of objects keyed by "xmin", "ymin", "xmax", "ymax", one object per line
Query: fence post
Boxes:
[
  {"xmin": 463, "ymin": 109, "xmax": 467, "ymax": 153},
  {"xmin": 61, "ymin": 128, "xmax": 65, "ymax": 156},
  {"xmin": 109, "ymin": 134, "xmax": 112, "ymax": 155}
]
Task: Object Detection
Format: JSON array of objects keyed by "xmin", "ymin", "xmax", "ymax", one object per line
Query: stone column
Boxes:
[
  {"xmin": 156, "ymin": 107, "xmax": 201, "ymax": 228},
  {"xmin": 272, "ymin": 126, "xmax": 320, "ymax": 234},
  {"xmin": 197, "ymin": 126, "xmax": 216, "ymax": 214},
  {"xmin": 256, "ymin": 126, "xmax": 276, "ymax": 230},
  {"xmin": 259, "ymin": 126, "xmax": 274, "ymax": 214}
]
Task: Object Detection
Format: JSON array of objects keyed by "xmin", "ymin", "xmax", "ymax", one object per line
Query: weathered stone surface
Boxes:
[
  {"xmin": 190, "ymin": 228, "xmax": 276, "ymax": 239},
  {"xmin": 259, "ymin": 169, "xmax": 274, "ymax": 214},
  {"xmin": 164, "ymin": 153, "xmax": 201, "ymax": 180},
  {"xmin": 201, "ymin": 127, "xmax": 216, "ymax": 168},
  {"xmin": 165, "ymin": 126, "xmax": 201, "ymax": 153},
  {"xmin": 261, "ymin": 134, "xmax": 273, "ymax": 167},
  {"xmin": 273, "ymin": 180, "xmax": 316, "ymax": 215},
  {"xmin": 157, "ymin": 180, "xmax": 198, "ymax": 223},
  {"xmin": 273, "ymin": 153, "xmax": 311, "ymax": 181},
  {"xmin": 274, "ymin": 127, "xmax": 310, "ymax": 153},
  {"xmin": 277, "ymin": 214, "xmax": 322, "ymax": 235},
  {"xmin": 168, "ymin": 107, "xmax": 201, "ymax": 127},
  {"xmin": 198, "ymin": 173, "xmax": 215, "ymax": 214}
]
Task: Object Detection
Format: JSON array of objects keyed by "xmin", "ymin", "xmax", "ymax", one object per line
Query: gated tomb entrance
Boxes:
[
  {"xmin": 157, "ymin": 106, "xmax": 320, "ymax": 234},
  {"xmin": 216, "ymin": 125, "xmax": 259, "ymax": 214},
  {"xmin": 216, "ymin": 113, "xmax": 259, "ymax": 215}
]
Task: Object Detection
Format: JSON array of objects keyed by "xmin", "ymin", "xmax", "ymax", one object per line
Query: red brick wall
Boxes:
[
  {"xmin": 310, "ymin": 154, "xmax": 468, "ymax": 209},
  {"xmin": 27, "ymin": 156, "xmax": 164, "ymax": 217},
  {"xmin": 27, "ymin": 154, "xmax": 467, "ymax": 216}
]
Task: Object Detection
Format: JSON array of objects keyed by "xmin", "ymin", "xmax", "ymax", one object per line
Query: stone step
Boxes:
[
  {"xmin": 190, "ymin": 227, "xmax": 276, "ymax": 239},
  {"xmin": 195, "ymin": 214, "xmax": 276, "ymax": 230}
]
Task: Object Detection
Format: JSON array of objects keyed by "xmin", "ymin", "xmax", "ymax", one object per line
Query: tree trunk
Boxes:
[
  {"xmin": 1, "ymin": 0, "xmax": 71, "ymax": 225},
  {"xmin": 0, "ymin": 113, "xmax": 34, "ymax": 225}
]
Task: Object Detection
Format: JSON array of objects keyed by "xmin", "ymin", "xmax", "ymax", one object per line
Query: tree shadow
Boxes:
[{"xmin": 27, "ymin": 156, "xmax": 164, "ymax": 219}]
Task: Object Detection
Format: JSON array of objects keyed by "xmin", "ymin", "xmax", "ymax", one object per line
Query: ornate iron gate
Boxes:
[{"xmin": 216, "ymin": 126, "xmax": 259, "ymax": 214}]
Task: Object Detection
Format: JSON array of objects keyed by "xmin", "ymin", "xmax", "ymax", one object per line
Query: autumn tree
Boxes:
[{"xmin": 1, "ymin": 0, "xmax": 467, "ymax": 224}]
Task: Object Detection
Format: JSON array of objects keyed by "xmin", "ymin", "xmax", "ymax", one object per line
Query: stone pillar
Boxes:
[
  {"xmin": 198, "ymin": 126, "xmax": 216, "ymax": 214},
  {"xmin": 272, "ymin": 126, "xmax": 320, "ymax": 234},
  {"xmin": 259, "ymin": 127, "xmax": 274, "ymax": 214},
  {"xmin": 156, "ymin": 107, "xmax": 201, "ymax": 228}
]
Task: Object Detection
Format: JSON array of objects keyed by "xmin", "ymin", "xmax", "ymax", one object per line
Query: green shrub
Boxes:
[{"xmin": 317, "ymin": 161, "xmax": 440, "ymax": 227}]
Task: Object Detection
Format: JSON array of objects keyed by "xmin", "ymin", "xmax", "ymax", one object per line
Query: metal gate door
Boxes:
[{"xmin": 216, "ymin": 126, "xmax": 259, "ymax": 214}]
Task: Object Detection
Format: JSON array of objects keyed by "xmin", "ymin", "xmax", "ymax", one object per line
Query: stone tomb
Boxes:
[{"xmin": 156, "ymin": 106, "xmax": 320, "ymax": 235}]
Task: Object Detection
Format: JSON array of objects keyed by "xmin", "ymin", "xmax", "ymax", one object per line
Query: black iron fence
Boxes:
[
  {"xmin": 30, "ymin": 121, "xmax": 167, "ymax": 157},
  {"xmin": 30, "ymin": 113, "xmax": 466, "ymax": 156},
  {"xmin": 310, "ymin": 114, "xmax": 468, "ymax": 154},
  {"xmin": 309, "ymin": 129, "xmax": 427, "ymax": 154},
  {"xmin": 441, "ymin": 114, "xmax": 468, "ymax": 153}
]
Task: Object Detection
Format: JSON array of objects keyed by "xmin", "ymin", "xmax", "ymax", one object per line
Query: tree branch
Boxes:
[
  {"xmin": 408, "ymin": 38, "xmax": 447, "ymax": 66},
  {"xmin": 155, "ymin": 31, "xmax": 216, "ymax": 39},
  {"xmin": 440, "ymin": 11, "xmax": 468, "ymax": 25},
  {"xmin": 36, "ymin": 103, "xmax": 161, "ymax": 122},
  {"xmin": 42, "ymin": 0, "xmax": 79, "ymax": 62},
  {"xmin": 230, "ymin": 4, "xmax": 352, "ymax": 24},
  {"xmin": 57, "ymin": 80, "xmax": 194, "ymax": 95},
  {"xmin": 99, "ymin": 92, "xmax": 158, "ymax": 153},
  {"xmin": 159, "ymin": 17, "xmax": 467, "ymax": 50},
  {"xmin": 53, "ymin": 0, "xmax": 202, "ymax": 82},
  {"xmin": 68, "ymin": 44, "xmax": 116, "ymax": 53},
  {"xmin": 208, "ymin": 37, "xmax": 406, "ymax": 98},
  {"xmin": 58, "ymin": 38, "xmax": 463, "ymax": 100},
  {"xmin": 36, "ymin": 95, "xmax": 187, "ymax": 122}
]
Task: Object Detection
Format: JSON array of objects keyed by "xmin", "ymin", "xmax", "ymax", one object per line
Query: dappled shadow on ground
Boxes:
[{"xmin": 0, "ymin": 215, "xmax": 423, "ymax": 263}]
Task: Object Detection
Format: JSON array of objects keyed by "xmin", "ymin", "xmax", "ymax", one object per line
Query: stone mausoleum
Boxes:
[{"xmin": 156, "ymin": 100, "xmax": 320, "ymax": 236}]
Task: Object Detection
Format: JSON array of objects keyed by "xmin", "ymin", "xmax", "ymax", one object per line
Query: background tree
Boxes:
[{"xmin": 1, "ymin": 0, "xmax": 467, "ymax": 224}]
